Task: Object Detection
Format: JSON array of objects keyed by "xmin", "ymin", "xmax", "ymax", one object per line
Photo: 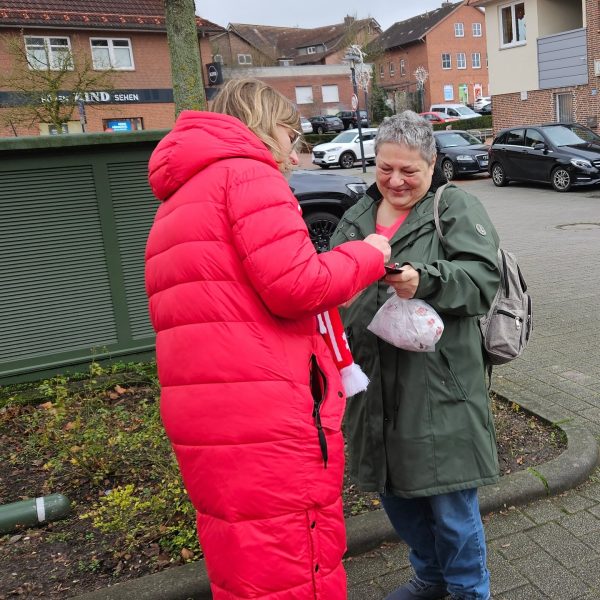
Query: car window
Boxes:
[
  {"xmin": 331, "ymin": 131, "xmax": 358, "ymax": 143},
  {"xmin": 542, "ymin": 125, "xmax": 598, "ymax": 146},
  {"xmin": 563, "ymin": 124, "xmax": 600, "ymax": 144},
  {"xmin": 505, "ymin": 129, "xmax": 525, "ymax": 145},
  {"xmin": 524, "ymin": 129, "xmax": 545, "ymax": 147},
  {"xmin": 435, "ymin": 131, "xmax": 481, "ymax": 148},
  {"xmin": 455, "ymin": 106, "xmax": 478, "ymax": 117},
  {"xmin": 448, "ymin": 109, "xmax": 460, "ymax": 117},
  {"xmin": 361, "ymin": 133, "xmax": 375, "ymax": 141}
]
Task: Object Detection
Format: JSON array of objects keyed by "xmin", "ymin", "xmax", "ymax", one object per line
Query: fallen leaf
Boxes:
[
  {"xmin": 114, "ymin": 385, "xmax": 127, "ymax": 395},
  {"xmin": 180, "ymin": 548, "xmax": 194, "ymax": 560}
]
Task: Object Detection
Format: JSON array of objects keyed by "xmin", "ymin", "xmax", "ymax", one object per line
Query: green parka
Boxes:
[{"xmin": 330, "ymin": 183, "xmax": 501, "ymax": 497}]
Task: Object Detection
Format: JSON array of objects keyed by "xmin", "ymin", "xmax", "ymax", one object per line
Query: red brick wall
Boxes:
[
  {"xmin": 0, "ymin": 27, "xmax": 213, "ymax": 137},
  {"xmin": 425, "ymin": 5, "xmax": 488, "ymax": 108}
]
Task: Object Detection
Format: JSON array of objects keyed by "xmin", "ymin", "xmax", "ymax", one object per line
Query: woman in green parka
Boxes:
[{"xmin": 330, "ymin": 112, "xmax": 501, "ymax": 600}]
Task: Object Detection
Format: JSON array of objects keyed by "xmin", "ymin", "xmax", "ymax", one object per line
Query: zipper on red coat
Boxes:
[{"xmin": 310, "ymin": 354, "xmax": 329, "ymax": 468}]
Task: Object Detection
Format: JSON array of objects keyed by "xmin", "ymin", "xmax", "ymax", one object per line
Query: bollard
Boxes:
[{"xmin": 0, "ymin": 494, "xmax": 70, "ymax": 534}]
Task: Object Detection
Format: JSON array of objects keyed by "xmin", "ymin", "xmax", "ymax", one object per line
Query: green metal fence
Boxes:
[{"xmin": 0, "ymin": 131, "xmax": 167, "ymax": 384}]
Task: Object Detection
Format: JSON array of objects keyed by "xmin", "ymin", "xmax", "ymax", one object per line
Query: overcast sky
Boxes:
[{"xmin": 194, "ymin": 1, "xmax": 453, "ymax": 32}]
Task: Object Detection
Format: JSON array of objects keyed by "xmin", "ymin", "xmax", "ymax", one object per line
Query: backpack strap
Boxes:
[{"xmin": 432, "ymin": 182, "xmax": 451, "ymax": 250}]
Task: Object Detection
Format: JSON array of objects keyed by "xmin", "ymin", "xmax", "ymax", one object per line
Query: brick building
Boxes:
[
  {"xmin": 0, "ymin": 0, "xmax": 225, "ymax": 137},
  {"xmin": 469, "ymin": 0, "xmax": 595, "ymax": 134},
  {"xmin": 211, "ymin": 16, "xmax": 381, "ymax": 68},
  {"xmin": 370, "ymin": 1, "xmax": 488, "ymax": 112}
]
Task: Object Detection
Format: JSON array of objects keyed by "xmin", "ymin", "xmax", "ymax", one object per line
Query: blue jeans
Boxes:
[{"xmin": 381, "ymin": 489, "xmax": 490, "ymax": 600}]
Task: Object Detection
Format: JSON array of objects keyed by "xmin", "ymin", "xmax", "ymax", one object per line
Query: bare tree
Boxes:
[
  {"xmin": 0, "ymin": 33, "xmax": 117, "ymax": 135},
  {"xmin": 164, "ymin": 0, "xmax": 206, "ymax": 114}
]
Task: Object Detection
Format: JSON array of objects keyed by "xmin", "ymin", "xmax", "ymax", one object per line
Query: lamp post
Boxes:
[
  {"xmin": 344, "ymin": 46, "xmax": 367, "ymax": 173},
  {"xmin": 414, "ymin": 66, "xmax": 429, "ymax": 113}
]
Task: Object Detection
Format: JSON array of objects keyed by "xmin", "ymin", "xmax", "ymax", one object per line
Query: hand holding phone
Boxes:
[{"xmin": 384, "ymin": 262, "xmax": 404, "ymax": 275}]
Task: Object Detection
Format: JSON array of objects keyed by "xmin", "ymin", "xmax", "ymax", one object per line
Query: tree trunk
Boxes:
[{"xmin": 164, "ymin": 0, "xmax": 206, "ymax": 115}]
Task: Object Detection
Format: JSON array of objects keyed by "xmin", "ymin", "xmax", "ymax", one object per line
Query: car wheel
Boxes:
[
  {"xmin": 316, "ymin": 126, "xmax": 324, "ymax": 134},
  {"xmin": 551, "ymin": 167, "xmax": 572, "ymax": 192},
  {"xmin": 304, "ymin": 211, "xmax": 340, "ymax": 253},
  {"xmin": 339, "ymin": 152, "xmax": 356, "ymax": 169},
  {"xmin": 491, "ymin": 162, "xmax": 509, "ymax": 187},
  {"xmin": 442, "ymin": 159, "xmax": 456, "ymax": 181}
]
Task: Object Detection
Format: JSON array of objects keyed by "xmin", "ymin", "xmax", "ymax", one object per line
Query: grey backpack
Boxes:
[{"xmin": 433, "ymin": 183, "xmax": 532, "ymax": 366}]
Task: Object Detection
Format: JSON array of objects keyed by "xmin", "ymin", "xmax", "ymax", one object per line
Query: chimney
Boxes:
[
  {"xmin": 344, "ymin": 15, "xmax": 355, "ymax": 26},
  {"xmin": 441, "ymin": 1, "xmax": 452, "ymax": 6}
]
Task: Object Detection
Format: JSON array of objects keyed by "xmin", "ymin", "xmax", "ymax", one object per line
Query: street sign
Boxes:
[{"xmin": 351, "ymin": 93, "xmax": 359, "ymax": 110}]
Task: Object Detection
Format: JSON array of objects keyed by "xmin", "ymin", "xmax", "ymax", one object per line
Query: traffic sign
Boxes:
[
  {"xmin": 207, "ymin": 65, "xmax": 219, "ymax": 85},
  {"xmin": 351, "ymin": 94, "xmax": 359, "ymax": 110}
]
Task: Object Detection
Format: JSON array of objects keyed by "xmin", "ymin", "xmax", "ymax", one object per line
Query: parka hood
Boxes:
[{"xmin": 148, "ymin": 110, "xmax": 278, "ymax": 201}]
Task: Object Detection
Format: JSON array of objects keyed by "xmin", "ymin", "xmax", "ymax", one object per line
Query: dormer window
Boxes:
[{"xmin": 306, "ymin": 46, "xmax": 317, "ymax": 54}]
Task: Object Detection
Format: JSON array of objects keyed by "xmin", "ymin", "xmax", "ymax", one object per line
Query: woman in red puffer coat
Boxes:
[{"xmin": 145, "ymin": 79, "xmax": 390, "ymax": 599}]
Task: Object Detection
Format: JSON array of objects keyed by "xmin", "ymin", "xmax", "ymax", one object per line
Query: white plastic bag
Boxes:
[{"xmin": 367, "ymin": 296, "xmax": 444, "ymax": 352}]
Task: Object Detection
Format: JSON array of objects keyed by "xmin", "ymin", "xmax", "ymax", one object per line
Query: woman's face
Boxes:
[
  {"xmin": 375, "ymin": 142, "xmax": 435, "ymax": 211},
  {"xmin": 274, "ymin": 124, "xmax": 301, "ymax": 173}
]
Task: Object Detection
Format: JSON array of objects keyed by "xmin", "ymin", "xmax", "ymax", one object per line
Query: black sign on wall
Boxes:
[{"xmin": 206, "ymin": 63, "xmax": 224, "ymax": 86}]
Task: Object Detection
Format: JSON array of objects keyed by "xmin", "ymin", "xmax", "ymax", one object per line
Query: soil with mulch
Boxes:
[{"xmin": 0, "ymin": 394, "xmax": 565, "ymax": 599}]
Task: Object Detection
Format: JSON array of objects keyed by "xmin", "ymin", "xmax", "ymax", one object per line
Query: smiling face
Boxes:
[{"xmin": 375, "ymin": 142, "xmax": 435, "ymax": 212}]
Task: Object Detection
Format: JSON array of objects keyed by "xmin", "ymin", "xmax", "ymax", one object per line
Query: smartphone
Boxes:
[{"xmin": 384, "ymin": 263, "xmax": 404, "ymax": 275}]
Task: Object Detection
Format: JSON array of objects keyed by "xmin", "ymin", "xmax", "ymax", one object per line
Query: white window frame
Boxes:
[
  {"xmin": 90, "ymin": 37, "xmax": 134, "ymax": 70},
  {"xmin": 295, "ymin": 86, "xmax": 313, "ymax": 105},
  {"xmin": 456, "ymin": 53, "xmax": 467, "ymax": 69},
  {"xmin": 441, "ymin": 53, "xmax": 451, "ymax": 70},
  {"xmin": 400, "ymin": 59, "xmax": 406, "ymax": 76},
  {"xmin": 321, "ymin": 84, "xmax": 339, "ymax": 103},
  {"xmin": 237, "ymin": 53, "xmax": 252, "ymax": 64},
  {"xmin": 379, "ymin": 63, "xmax": 385, "ymax": 78},
  {"xmin": 24, "ymin": 36, "xmax": 72, "ymax": 70},
  {"xmin": 500, "ymin": 1, "xmax": 526, "ymax": 48},
  {"xmin": 454, "ymin": 23, "xmax": 464, "ymax": 37},
  {"xmin": 444, "ymin": 84, "xmax": 454, "ymax": 101},
  {"xmin": 472, "ymin": 22, "xmax": 482, "ymax": 37},
  {"xmin": 389, "ymin": 62, "xmax": 395, "ymax": 76},
  {"xmin": 306, "ymin": 46, "xmax": 317, "ymax": 54},
  {"xmin": 472, "ymin": 52, "xmax": 481, "ymax": 69}
]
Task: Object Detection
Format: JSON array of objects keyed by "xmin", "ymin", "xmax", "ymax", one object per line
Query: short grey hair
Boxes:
[{"xmin": 374, "ymin": 111, "xmax": 436, "ymax": 165}]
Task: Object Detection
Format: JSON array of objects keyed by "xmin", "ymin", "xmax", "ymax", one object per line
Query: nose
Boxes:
[
  {"xmin": 289, "ymin": 149, "xmax": 300, "ymax": 166},
  {"xmin": 390, "ymin": 170, "xmax": 405, "ymax": 186}
]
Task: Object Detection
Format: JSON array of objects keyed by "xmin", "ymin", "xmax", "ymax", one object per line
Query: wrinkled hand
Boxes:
[
  {"xmin": 384, "ymin": 265, "xmax": 419, "ymax": 299},
  {"xmin": 363, "ymin": 234, "xmax": 391, "ymax": 263}
]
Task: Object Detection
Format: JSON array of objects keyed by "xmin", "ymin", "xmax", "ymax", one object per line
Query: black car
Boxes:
[
  {"xmin": 309, "ymin": 115, "xmax": 344, "ymax": 134},
  {"xmin": 489, "ymin": 123, "xmax": 600, "ymax": 192},
  {"xmin": 433, "ymin": 130, "xmax": 489, "ymax": 180},
  {"xmin": 335, "ymin": 110, "xmax": 370, "ymax": 130},
  {"xmin": 289, "ymin": 169, "xmax": 367, "ymax": 252}
]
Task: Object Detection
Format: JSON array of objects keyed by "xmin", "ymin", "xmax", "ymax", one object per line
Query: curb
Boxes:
[{"xmin": 70, "ymin": 389, "xmax": 599, "ymax": 600}]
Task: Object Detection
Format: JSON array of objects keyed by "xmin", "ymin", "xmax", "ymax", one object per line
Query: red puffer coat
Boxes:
[{"xmin": 145, "ymin": 111, "xmax": 384, "ymax": 599}]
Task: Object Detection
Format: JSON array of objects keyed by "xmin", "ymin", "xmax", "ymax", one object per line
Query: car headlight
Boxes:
[
  {"xmin": 570, "ymin": 158, "xmax": 593, "ymax": 169},
  {"xmin": 456, "ymin": 155, "xmax": 476, "ymax": 162},
  {"xmin": 346, "ymin": 183, "xmax": 368, "ymax": 195},
  {"xmin": 327, "ymin": 146, "xmax": 342, "ymax": 152}
]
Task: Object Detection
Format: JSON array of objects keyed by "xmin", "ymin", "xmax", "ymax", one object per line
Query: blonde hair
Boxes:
[{"xmin": 211, "ymin": 78, "xmax": 300, "ymax": 170}]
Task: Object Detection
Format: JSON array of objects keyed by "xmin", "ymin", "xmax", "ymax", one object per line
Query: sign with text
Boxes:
[{"xmin": 0, "ymin": 88, "xmax": 174, "ymax": 107}]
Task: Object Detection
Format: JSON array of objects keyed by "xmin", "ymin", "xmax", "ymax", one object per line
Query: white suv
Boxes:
[
  {"xmin": 429, "ymin": 103, "xmax": 479, "ymax": 120},
  {"xmin": 311, "ymin": 128, "xmax": 378, "ymax": 169},
  {"xmin": 473, "ymin": 96, "xmax": 491, "ymax": 111}
]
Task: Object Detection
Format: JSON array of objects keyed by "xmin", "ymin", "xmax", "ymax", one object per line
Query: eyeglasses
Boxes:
[{"xmin": 289, "ymin": 127, "xmax": 303, "ymax": 150}]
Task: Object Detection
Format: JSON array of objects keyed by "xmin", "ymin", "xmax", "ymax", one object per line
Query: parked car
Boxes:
[
  {"xmin": 309, "ymin": 115, "xmax": 345, "ymax": 134},
  {"xmin": 289, "ymin": 169, "xmax": 368, "ymax": 252},
  {"xmin": 311, "ymin": 128, "xmax": 378, "ymax": 169},
  {"xmin": 429, "ymin": 103, "xmax": 480, "ymax": 120},
  {"xmin": 473, "ymin": 96, "xmax": 491, "ymax": 112},
  {"xmin": 433, "ymin": 130, "xmax": 490, "ymax": 180},
  {"xmin": 476, "ymin": 102, "xmax": 492, "ymax": 115},
  {"xmin": 300, "ymin": 116, "xmax": 313, "ymax": 134},
  {"xmin": 335, "ymin": 110, "xmax": 370, "ymax": 129},
  {"xmin": 419, "ymin": 111, "xmax": 459, "ymax": 124},
  {"xmin": 489, "ymin": 122, "xmax": 600, "ymax": 192}
]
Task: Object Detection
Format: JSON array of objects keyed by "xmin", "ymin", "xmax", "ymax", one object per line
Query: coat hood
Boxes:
[{"xmin": 148, "ymin": 110, "xmax": 278, "ymax": 201}]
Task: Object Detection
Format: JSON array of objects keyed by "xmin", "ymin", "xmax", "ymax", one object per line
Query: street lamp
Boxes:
[
  {"xmin": 414, "ymin": 66, "xmax": 429, "ymax": 113},
  {"xmin": 344, "ymin": 46, "xmax": 367, "ymax": 173}
]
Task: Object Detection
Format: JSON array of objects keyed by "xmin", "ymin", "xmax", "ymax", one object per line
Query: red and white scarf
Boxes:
[{"xmin": 317, "ymin": 308, "xmax": 369, "ymax": 398}]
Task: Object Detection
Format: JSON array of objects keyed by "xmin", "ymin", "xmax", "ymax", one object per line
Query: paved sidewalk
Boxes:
[{"xmin": 73, "ymin": 174, "xmax": 600, "ymax": 599}]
